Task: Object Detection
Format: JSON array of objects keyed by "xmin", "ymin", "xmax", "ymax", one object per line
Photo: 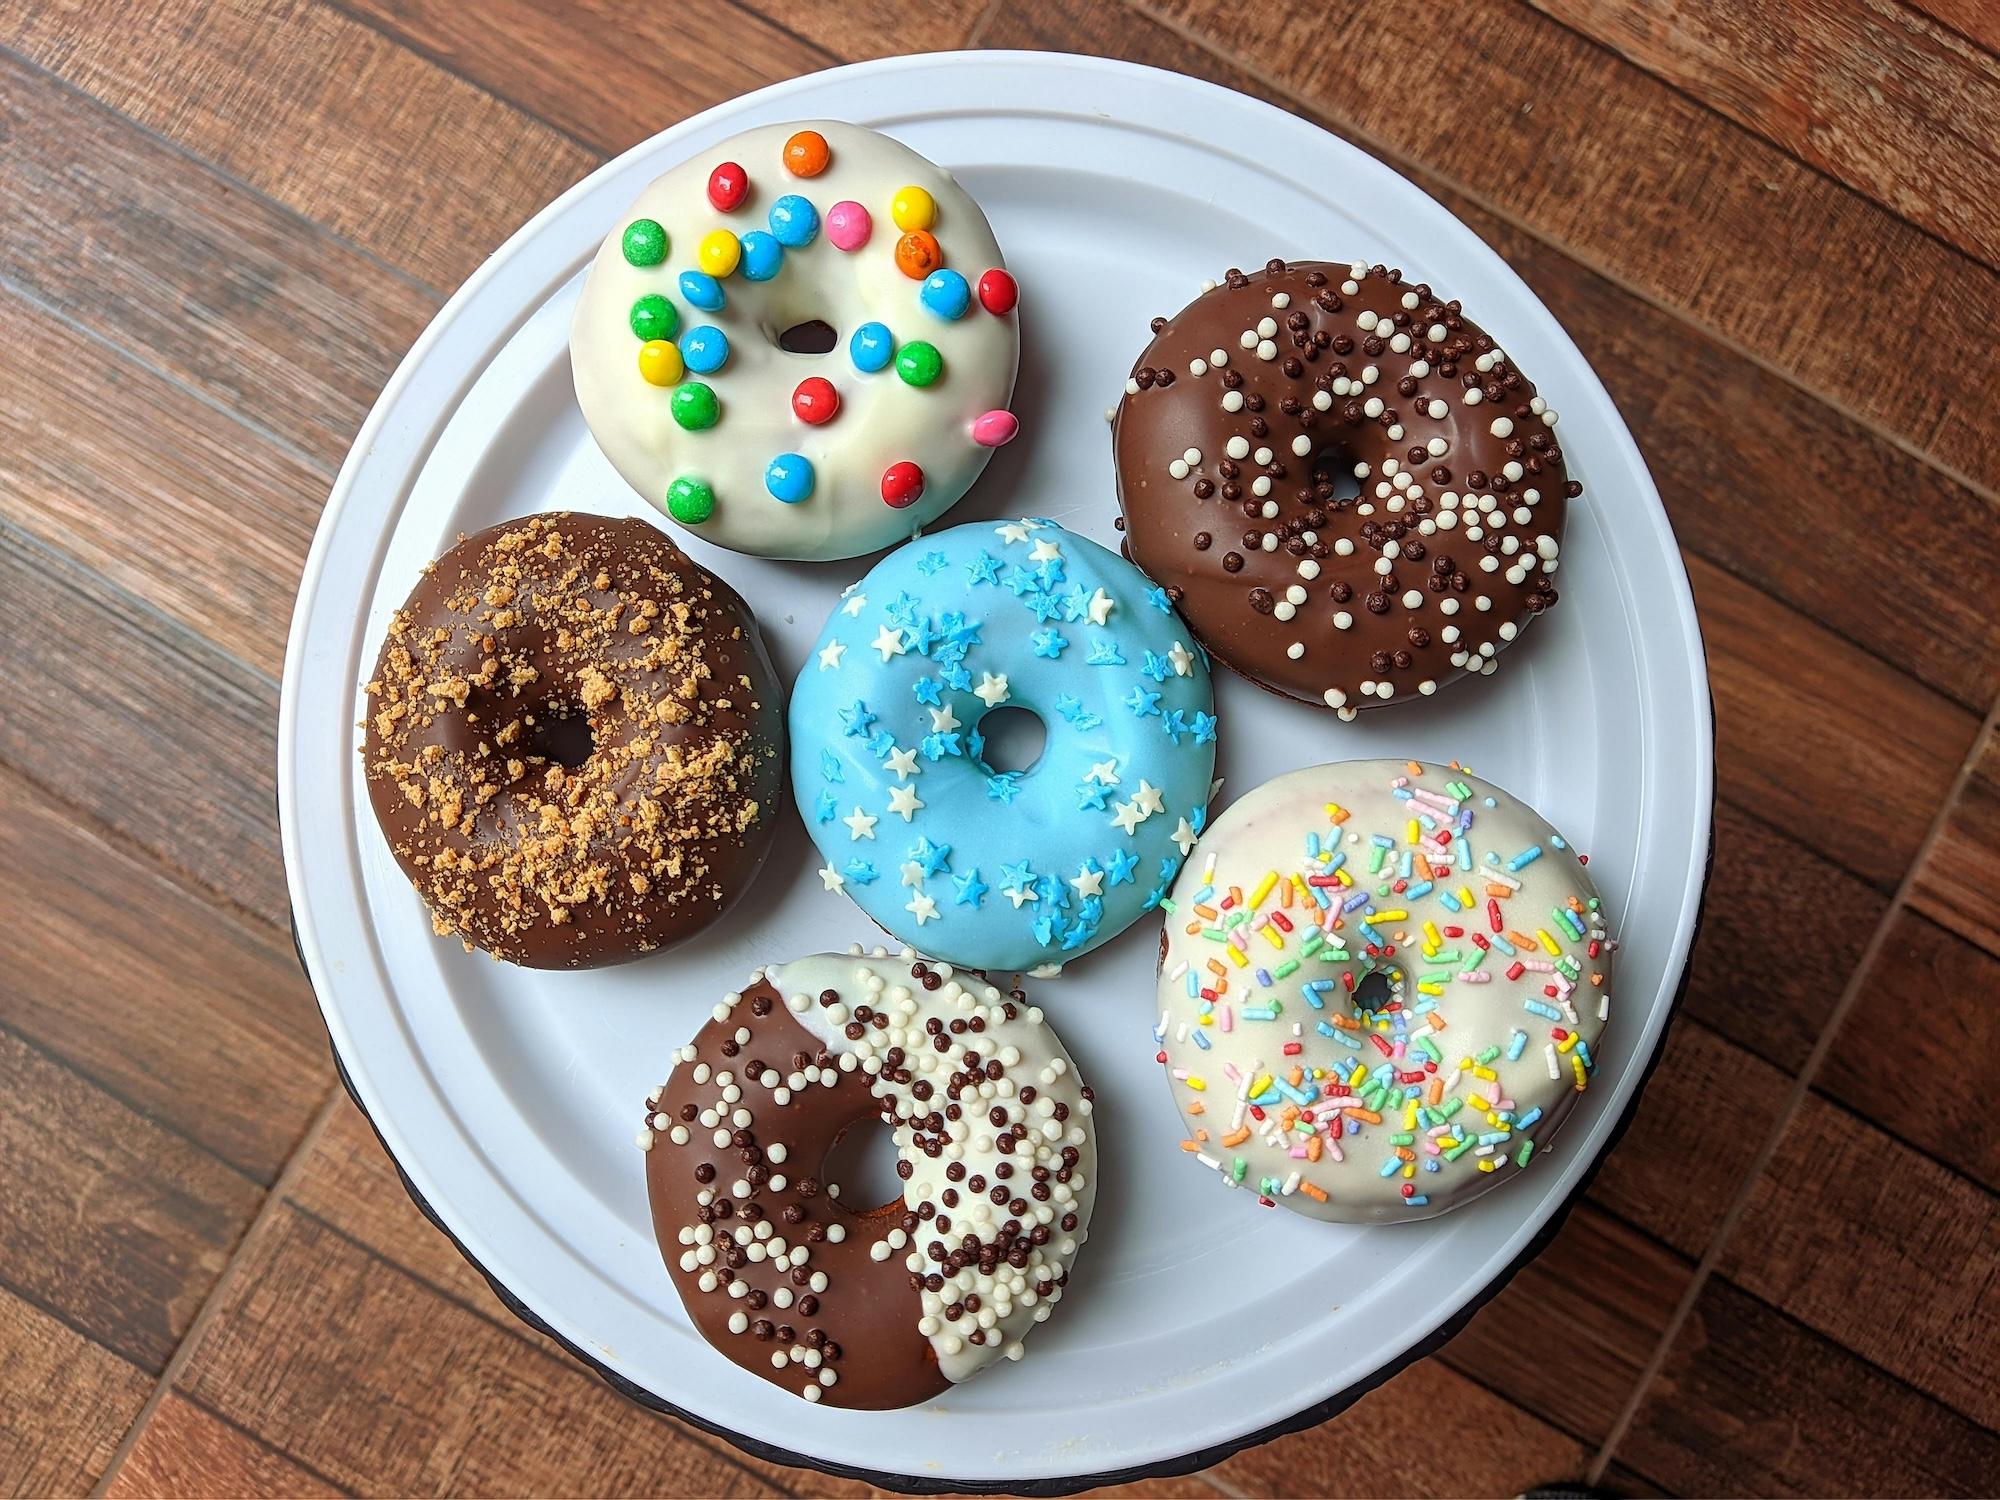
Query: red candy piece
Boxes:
[
  {"xmin": 880, "ymin": 460, "xmax": 925, "ymax": 508},
  {"xmin": 792, "ymin": 376, "xmax": 840, "ymax": 425},
  {"xmin": 707, "ymin": 161, "xmax": 748, "ymax": 212},
  {"xmin": 977, "ymin": 267, "xmax": 1019, "ymax": 315}
]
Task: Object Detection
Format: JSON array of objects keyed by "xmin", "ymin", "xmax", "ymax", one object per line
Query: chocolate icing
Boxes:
[
  {"xmin": 1114, "ymin": 260, "xmax": 1573, "ymax": 715},
  {"xmin": 361, "ymin": 513, "xmax": 783, "ymax": 967}
]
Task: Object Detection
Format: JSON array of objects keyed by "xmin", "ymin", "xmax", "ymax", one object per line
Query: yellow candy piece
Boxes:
[
  {"xmin": 697, "ymin": 229, "xmax": 741, "ymax": 278},
  {"xmin": 890, "ymin": 184, "xmax": 936, "ymax": 232},
  {"xmin": 638, "ymin": 339, "xmax": 684, "ymax": 387}
]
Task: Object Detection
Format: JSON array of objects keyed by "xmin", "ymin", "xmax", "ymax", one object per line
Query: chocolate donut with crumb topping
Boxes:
[
  {"xmin": 1114, "ymin": 260, "xmax": 1573, "ymax": 717},
  {"xmin": 361, "ymin": 513, "xmax": 784, "ymax": 967}
]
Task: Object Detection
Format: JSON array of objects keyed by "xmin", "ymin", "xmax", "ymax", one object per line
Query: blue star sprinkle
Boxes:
[
  {"xmin": 1085, "ymin": 639, "xmax": 1126, "ymax": 667},
  {"xmin": 1160, "ymin": 708, "xmax": 1188, "ymax": 744},
  {"xmin": 941, "ymin": 664, "xmax": 972, "ymax": 692},
  {"xmin": 839, "ymin": 701, "xmax": 876, "ymax": 738},
  {"xmin": 921, "ymin": 731, "xmax": 963, "ymax": 761},
  {"xmin": 818, "ymin": 749, "xmax": 844, "ymax": 782},
  {"xmin": 913, "ymin": 676, "xmax": 943, "ymax": 706},
  {"xmin": 1027, "ymin": 591, "xmax": 1066, "ymax": 622},
  {"xmin": 1141, "ymin": 651, "xmax": 1172, "ymax": 683},
  {"xmin": 998, "ymin": 860, "xmax": 1036, "ymax": 894},
  {"xmin": 1192, "ymin": 710, "xmax": 1219, "ymax": 745},
  {"xmin": 1004, "ymin": 567, "xmax": 1038, "ymax": 598},
  {"xmin": 845, "ymin": 859, "xmax": 880, "ymax": 885},
  {"xmin": 886, "ymin": 591, "xmax": 923, "ymax": 626},
  {"xmin": 965, "ymin": 551, "xmax": 1003, "ymax": 585},
  {"xmin": 1031, "ymin": 629, "xmax": 1068, "ymax": 659},
  {"xmin": 1145, "ymin": 585, "xmax": 1174, "ymax": 614},
  {"xmin": 953, "ymin": 869, "xmax": 988, "ymax": 907},
  {"xmin": 1125, "ymin": 685, "xmax": 1163, "ymax": 717},
  {"xmin": 911, "ymin": 836, "xmax": 952, "ymax": 876},
  {"xmin": 916, "ymin": 550, "xmax": 949, "ymax": 576},
  {"xmin": 985, "ymin": 773, "xmax": 1021, "ymax": 803},
  {"xmin": 1076, "ymin": 780, "xmax": 1114, "ymax": 811},
  {"xmin": 814, "ymin": 791, "xmax": 838, "ymax": 823},
  {"xmin": 1105, "ymin": 848, "xmax": 1140, "ymax": 886}
]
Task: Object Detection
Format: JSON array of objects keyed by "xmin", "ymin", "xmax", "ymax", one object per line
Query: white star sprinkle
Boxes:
[
  {"xmin": 1172, "ymin": 817, "xmax": 1198, "ymax": 856},
  {"xmin": 1167, "ymin": 642, "xmax": 1194, "ymax": 677},
  {"xmin": 973, "ymin": 672, "xmax": 1010, "ymax": 707},
  {"xmin": 840, "ymin": 591, "xmax": 868, "ymax": 618},
  {"xmin": 995, "ymin": 521, "xmax": 1030, "ymax": 544},
  {"xmin": 1110, "ymin": 799, "xmax": 1144, "ymax": 834},
  {"xmin": 1086, "ymin": 588, "xmax": 1115, "ymax": 625},
  {"xmin": 818, "ymin": 864, "xmax": 845, "ymax": 893},
  {"xmin": 887, "ymin": 784, "xmax": 925, "ymax": 821},
  {"xmin": 900, "ymin": 861, "xmax": 927, "ymax": 889},
  {"xmin": 871, "ymin": 624, "xmax": 907, "ymax": 661},
  {"xmin": 1086, "ymin": 758, "xmax": 1120, "ymax": 786},
  {"xmin": 817, "ymin": 640, "xmax": 847, "ymax": 671},
  {"xmin": 1005, "ymin": 883, "xmax": 1040, "ymax": 908},
  {"xmin": 1028, "ymin": 537, "xmax": 1063, "ymax": 563},
  {"xmin": 843, "ymin": 807, "xmax": 877, "ymax": 841},
  {"xmin": 1134, "ymin": 780, "xmax": 1165, "ymax": 816},
  {"xmin": 929, "ymin": 703, "xmax": 960, "ymax": 733},
  {"xmin": 882, "ymin": 745, "xmax": 920, "ymax": 781},
  {"xmin": 1069, "ymin": 865, "xmax": 1105, "ymax": 898},
  {"xmin": 905, "ymin": 892, "xmax": 939, "ymax": 926}
]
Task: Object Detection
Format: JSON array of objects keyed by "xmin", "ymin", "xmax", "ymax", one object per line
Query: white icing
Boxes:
[{"xmin": 572, "ymin": 122, "xmax": 1018, "ymax": 559}]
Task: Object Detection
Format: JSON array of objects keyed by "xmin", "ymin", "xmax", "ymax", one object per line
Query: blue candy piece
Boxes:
[
  {"xmin": 765, "ymin": 452, "xmax": 815, "ymax": 504},
  {"xmin": 768, "ymin": 194, "xmax": 820, "ymax": 248},
  {"xmin": 920, "ymin": 268, "xmax": 971, "ymax": 321},
  {"xmin": 850, "ymin": 321, "xmax": 894, "ymax": 373},
  {"xmin": 791, "ymin": 520, "xmax": 1216, "ymax": 971},
  {"xmin": 682, "ymin": 325, "xmax": 730, "ymax": 374},
  {"xmin": 678, "ymin": 270, "xmax": 726, "ymax": 312},
  {"xmin": 738, "ymin": 230, "xmax": 784, "ymax": 281}
]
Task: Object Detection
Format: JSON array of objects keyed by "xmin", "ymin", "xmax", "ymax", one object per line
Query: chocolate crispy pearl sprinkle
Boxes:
[
  {"xmin": 1113, "ymin": 261, "xmax": 1571, "ymax": 717},
  {"xmin": 639, "ymin": 948, "xmax": 1095, "ymax": 1408},
  {"xmin": 361, "ymin": 513, "xmax": 784, "ymax": 967}
]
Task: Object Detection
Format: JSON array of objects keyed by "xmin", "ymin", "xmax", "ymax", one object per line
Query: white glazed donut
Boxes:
[
  {"xmin": 1153, "ymin": 759, "xmax": 1614, "ymax": 1223},
  {"xmin": 571, "ymin": 121, "xmax": 1021, "ymax": 561}
]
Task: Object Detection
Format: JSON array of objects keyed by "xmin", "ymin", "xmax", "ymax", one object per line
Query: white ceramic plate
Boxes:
[{"xmin": 280, "ymin": 52, "xmax": 1710, "ymax": 1492}]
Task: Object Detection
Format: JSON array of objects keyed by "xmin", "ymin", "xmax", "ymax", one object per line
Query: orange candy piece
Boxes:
[
  {"xmin": 894, "ymin": 229, "xmax": 942, "ymax": 280},
  {"xmin": 783, "ymin": 129, "xmax": 831, "ymax": 177}
]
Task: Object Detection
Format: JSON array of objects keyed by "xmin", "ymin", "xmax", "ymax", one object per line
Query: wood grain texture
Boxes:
[
  {"xmin": 1818, "ymin": 908, "xmax": 2000, "ymax": 1190},
  {"xmin": 1718, "ymin": 1082, "xmax": 1999, "ymax": 1425},
  {"xmin": 0, "ymin": 521, "xmax": 289, "ymax": 927},
  {"xmin": 0, "ymin": 1289, "xmax": 152, "ymax": 1496},
  {"xmin": 1613, "ymin": 1275, "xmax": 2000, "ymax": 1496},
  {"xmin": 0, "ymin": 761, "xmax": 325, "ymax": 1180},
  {"xmin": 0, "ymin": 1022, "xmax": 262, "ymax": 1372},
  {"xmin": 1131, "ymin": 0, "xmax": 2000, "ymax": 496},
  {"xmin": 1527, "ymin": 0, "xmax": 2000, "ymax": 267},
  {"xmin": 0, "ymin": 48, "xmax": 433, "ymax": 472},
  {"xmin": 2, "ymin": 0, "xmax": 596, "ymax": 292},
  {"xmin": 1904, "ymin": 0, "xmax": 2000, "ymax": 54},
  {"xmin": 1910, "ymin": 721, "xmax": 2000, "ymax": 956},
  {"xmin": 748, "ymin": 0, "xmax": 991, "ymax": 60},
  {"xmin": 105, "ymin": 1395, "xmax": 346, "ymax": 1499}
]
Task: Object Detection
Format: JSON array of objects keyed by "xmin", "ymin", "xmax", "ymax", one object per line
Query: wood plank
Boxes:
[
  {"xmin": 1910, "ymin": 721, "xmax": 2000, "ymax": 956},
  {"xmin": 105, "ymin": 1394, "xmax": 345, "ymax": 1499},
  {"xmin": 2, "ymin": 0, "xmax": 596, "ymax": 291},
  {"xmin": 1440, "ymin": 1206, "xmax": 1691, "ymax": 1447},
  {"xmin": 0, "ymin": 1288, "xmax": 152, "ymax": 1496},
  {"xmin": 1818, "ymin": 908, "xmax": 1999, "ymax": 1192},
  {"xmin": 0, "ymin": 48, "xmax": 433, "ymax": 471},
  {"xmin": 1689, "ymin": 551, "xmax": 1976, "ymax": 886},
  {"xmin": 1131, "ymin": 0, "xmax": 2000, "ymax": 495},
  {"xmin": 1526, "ymin": 0, "xmax": 2000, "ymax": 267},
  {"xmin": 1610, "ymin": 1275, "xmax": 2000, "ymax": 1496},
  {"xmin": 336, "ymin": 0, "xmax": 831, "ymax": 155},
  {"xmin": 1904, "ymin": 0, "xmax": 2000, "ymax": 55},
  {"xmin": 979, "ymin": 0, "xmax": 2000, "ymax": 715},
  {"xmin": 1585, "ymin": 1018, "xmax": 1791, "ymax": 1259},
  {"xmin": 175, "ymin": 1202, "xmax": 796, "ymax": 1497},
  {"xmin": 0, "ymin": 522, "xmax": 290, "ymax": 929},
  {"xmin": 0, "ymin": 287, "xmax": 323, "ymax": 678},
  {"xmin": 1208, "ymin": 1357, "xmax": 1587, "ymax": 1497},
  {"xmin": 0, "ymin": 1024, "xmax": 263, "ymax": 1371},
  {"xmin": 0, "ymin": 762, "xmax": 325, "ymax": 1181},
  {"xmin": 745, "ymin": 0, "xmax": 990, "ymax": 61},
  {"xmin": 1717, "ymin": 1081, "xmax": 1999, "ymax": 1426}
]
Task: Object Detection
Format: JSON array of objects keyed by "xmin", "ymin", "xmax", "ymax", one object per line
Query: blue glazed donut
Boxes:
[{"xmin": 791, "ymin": 518, "xmax": 1219, "ymax": 972}]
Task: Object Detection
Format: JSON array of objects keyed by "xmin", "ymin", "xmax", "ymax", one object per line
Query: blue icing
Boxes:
[{"xmin": 790, "ymin": 520, "xmax": 1217, "ymax": 971}]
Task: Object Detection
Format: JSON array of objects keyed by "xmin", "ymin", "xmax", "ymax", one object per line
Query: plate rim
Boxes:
[{"xmin": 279, "ymin": 47, "xmax": 1716, "ymax": 1490}]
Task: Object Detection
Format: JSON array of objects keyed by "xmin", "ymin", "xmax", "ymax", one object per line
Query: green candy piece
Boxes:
[
  {"xmin": 665, "ymin": 476, "xmax": 714, "ymax": 525},
  {"xmin": 622, "ymin": 218, "xmax": 668, "ymax": 267},
  {"xmin": 895, "ymin": 340, "xmax": 943, "ymax": 388},
  {"xmin": 629, "ymin": 292, "xmax": 678, "ymax": 342},
  {"xmin": 671, "ymin": 382, "xmax": 719, "ymax": 431}
]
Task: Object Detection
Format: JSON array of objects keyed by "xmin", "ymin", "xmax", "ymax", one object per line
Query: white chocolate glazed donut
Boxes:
[
  {"xmin": 1153, "ymin": 759, "xmax": 1614, "ymax": 1223},
  {"xmin": 571, "ymin": 122, "xmax": 1021, "ymax": 561}
]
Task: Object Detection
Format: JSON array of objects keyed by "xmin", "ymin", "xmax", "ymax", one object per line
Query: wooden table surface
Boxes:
[{"xmin": 3, "ymin": 1, "xmax": 1997, "ymax": 1494}]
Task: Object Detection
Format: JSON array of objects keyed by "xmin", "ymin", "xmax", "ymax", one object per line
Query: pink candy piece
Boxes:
[
  {"xmin": 826, "ymin": 201, "xmax": 872, "ymax": 251},
  {"xmin": 971, "ymin": 409, "xmax": 1019, "ymax": 447}
]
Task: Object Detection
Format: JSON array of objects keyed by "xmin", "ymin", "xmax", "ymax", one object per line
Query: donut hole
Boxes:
[
  {"xmin": 1352, "ymin": 969, "xmax": 1393, "ymax": 1010},
  {"xmin": 775, "ymin": 318, "xmax": 839, "ymax": 355},
  {"xmin": 523, "ymin": 707, "xmax": 595, "ymax": 771},
  {"xmin": 821, "ymin": 1113, "xmax": 905, "ymax": 1216},
  {"xmin": 1308, "ymin": 448, "xmax": 1366, "ymax": 507},
  {"xmin": 976, "ymin": 704, "xmax": 1047, "ymax": 776}
]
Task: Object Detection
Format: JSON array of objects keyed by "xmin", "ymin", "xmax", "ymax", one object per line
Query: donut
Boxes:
[
  {"xmin": 1152, "ymin": 759, "xmax": 1613, "ymax": 1221},
  {"xmin": 638, "ymin": 947, "xmax": 1096, "ymax": 1407},
  {"xmin": 571, "ymin": 121, "xmax": 1021, "ymax": 561},
  {"xmin": 790, "ymin": 518, "xmax": 1219, "ymax": 973},
  {"xmin": 1113, "ymin": 260, "xmax": 1574, "ymax": 717},
  {"xmin": 361, "ymin": 514, "xmax": 785, "ymax": 967}
]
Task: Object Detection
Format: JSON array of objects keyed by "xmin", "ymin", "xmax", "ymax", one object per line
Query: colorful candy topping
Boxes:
[
  {"xmin": 629, "ymin": 293, "xmax": 679, "ymax": 342},
  {"xmin": 896, "ymin": 341, "xmax": 943, "ymax": 388},
  {"xmin": 977, "ymin": 268, "xmax": 1018, "ymax": 316},
  {"xmin": 851, "ymin": 321, "xmax": 895, "ymax": 373},
  {"xmin": 738, "ymin": 230, "xmax": 782, "ymax": 281},
  {"xmin": 665, "ymin": 475, "xmax": 715, "ymax": 525},
  {"xmin": 766, "ymin": 452, "xmax": 815, "ymax": 504},
  {"xmin": 671, "ymin": 382, "xmax": 719, "ymax": 430},
  {"xmin": 894, "ymin": 230, "xmax": 942, "ymax": 281},
  {"xmin": 681, "ymin": 325, "xmax": 730, "ymax": 375},
  {"xmin": 638, "ymin": 339, "xmax": 685, "ymax": 387},
  {"xmin": 706, "ymin": 161, "xmax": 747, "ymax": 212},
  {"xmin": 826, "ymin": 199, "xmax": 872, "ymax": 251},
  {"xmin": 768, "ymin": 193, "xmax": 820, "ymax": 248},
  {"xmin": 880, "ymin": 460, "xmax": 924, "ymax": 508},
  {"xmin": 792, "ymin": 377, "xmax": 840, "ymax": 425},
  {"xmin": 696, "ymin": 229, "xmax": 741, "ymax": 278},
  {"xmin": 920, "ymin": 268, "xmax": 971, "ymax": 321},
  {"xmin": 890, "ymin": 184, "xmax": 936, "ymax": 231},
  {"xmin": 972, "ymin": 410, "xmax": 1020, "ymax": 447},
  {"xmin": 622, "ymin": 218, "xmax": 667, "ymax": 267},
  {"xmin": 679, "ymin": 270, "xmax": 725, "ymax": 312},
  {"xmin": 782, "ymin": 129, "xmax": 830, "ymax": 177}
]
